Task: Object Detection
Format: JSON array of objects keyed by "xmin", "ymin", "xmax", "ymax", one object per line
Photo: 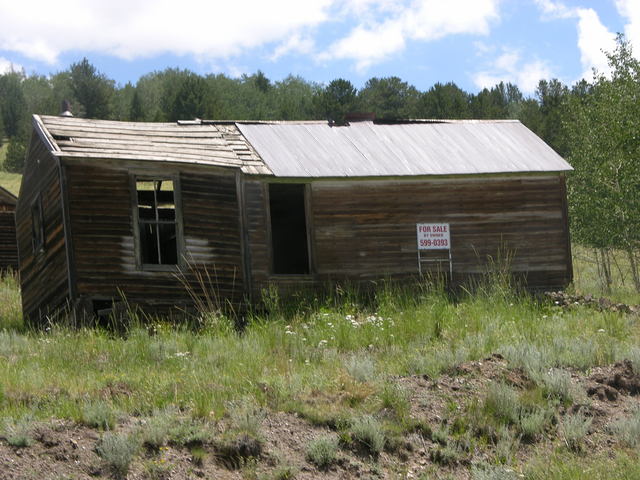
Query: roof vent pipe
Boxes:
[{"xmin": 60, "ymin": 100, "xmax": 73, "ymax": 117}]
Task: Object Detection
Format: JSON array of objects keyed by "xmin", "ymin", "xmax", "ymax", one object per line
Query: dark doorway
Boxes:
[{"xmin": 269, "ymin": 184, "xmax": 310, "ymax": 274}]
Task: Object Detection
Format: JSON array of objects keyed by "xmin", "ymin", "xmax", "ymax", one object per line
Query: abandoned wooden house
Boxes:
[
  {"xmin": 0, "ymin": 186, "xmax": 18, "ymax": 272},
  {"xmin": 17, "ymin": 114, "xmax": 573, "ymax": 323}
]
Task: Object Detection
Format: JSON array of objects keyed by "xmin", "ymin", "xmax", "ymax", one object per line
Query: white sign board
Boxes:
[{"xmin": 417, "ymin": 223, "xmax": 450, "ymax": 250}]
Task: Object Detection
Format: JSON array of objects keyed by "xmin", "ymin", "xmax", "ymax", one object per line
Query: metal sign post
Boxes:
[{"xmin": 416, "ymin": 223, "xmax": 452, "ymax": 277}]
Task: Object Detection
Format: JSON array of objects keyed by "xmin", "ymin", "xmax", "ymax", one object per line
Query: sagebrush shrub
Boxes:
[
  {"xmin": 306, "ymin": 434, "xmax": 339, "ymax": 469},
  {"xmin": 609, "ymin": 410, "xmax": 640, "ymax": 447},
  {"xmin": 3, "ymin": 416, "xmax": 33, "ymax": 448},
  {"xmin": 561, "ymin": 412, "xmax": 591, "ymax": 451},
  {"xmin": 97, "ymin": 432, "xmax": 139, "ymax": 478},
  {"xmin": 349, "ymin": 415, "xmax": 385, "ymax": 455},
  {"xmin": 345, "ymin": 354, "xmax": 376, "ymax": 382},
  {"xmin": 81, "ymin": 400, "xmax": 117, "ymax": 430},
  {"xmin": 483, "ymin": 383, "xmax": 520, "ymax": 425}
]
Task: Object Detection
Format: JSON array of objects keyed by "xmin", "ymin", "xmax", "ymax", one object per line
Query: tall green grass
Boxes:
[
  {"xmin": 0, "ymin": 272, "xmax": 637, "ymax": 425},
  {"xmin": 572, "ymin": 245, "xmax": 640, "ymax": 305}
]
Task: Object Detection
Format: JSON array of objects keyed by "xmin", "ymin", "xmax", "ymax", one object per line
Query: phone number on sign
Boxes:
[{"xmin": 420, "ymin": 239, "xmax": 448, "ymax": 247}]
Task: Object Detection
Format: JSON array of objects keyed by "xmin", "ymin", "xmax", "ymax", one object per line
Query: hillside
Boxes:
[{"xmin": 0, "ymin": 263, "xmax": 639, "ymax": 479}]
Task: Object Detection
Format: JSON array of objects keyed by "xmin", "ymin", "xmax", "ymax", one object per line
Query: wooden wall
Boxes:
[
  {"xmin": 244, "ymin": 174, "xmax": 572, "ymax": 295},
  {"xmin": 16, "ymin": 135, "xmax": 71, "ymax": 324},
  {"xmin": 64, "ymin": 161, "xmax": 244, "ymax": 317},
  {"xmin": 0, "ymin": 209, "xmax": 18, "ymax": 271}
]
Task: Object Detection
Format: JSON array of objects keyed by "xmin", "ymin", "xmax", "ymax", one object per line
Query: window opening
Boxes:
[
  {"xmin": 269, "ymin": 184, "xmax": 310, "ymax": 274},
  {"xmin": 31, "ymin": 195, "xmax": 44, "ymax": 254},
  {"xmin": 136, "ymin": 179, "xmax": 178, "ymax": 266}
]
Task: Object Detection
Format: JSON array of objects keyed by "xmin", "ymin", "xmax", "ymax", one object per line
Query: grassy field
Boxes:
[
  {"xmin": 0, "ymin": 142, "xmax": 21, "ymax": 195},
  {"xmin": 0, "ymin": 258, "xmax": 639, "ymax": 478}
]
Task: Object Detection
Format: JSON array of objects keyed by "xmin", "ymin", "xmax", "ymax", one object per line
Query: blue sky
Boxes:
[{"xmin": 0, "ymin": 0, "xmax": 638, "ymax": 94}]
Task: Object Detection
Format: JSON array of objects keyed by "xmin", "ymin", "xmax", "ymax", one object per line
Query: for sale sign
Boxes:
[{"xmin": 417, "ymin": 223, "xmax": 450, "ymax": 250}]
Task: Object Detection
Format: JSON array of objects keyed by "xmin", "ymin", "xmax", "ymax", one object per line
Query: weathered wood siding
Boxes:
[
  {"xmin": 16, "ymin": 134, "xmax": 70, "ymax": 323},
  {"xmin": 0, "ymin": 209, "xmax": 18, "ymax": 271},
  {"xmin": 244, "ymin": 180, "xmax": 270, "ymax": 295},
  {"xmin": 245, "ymin": 174, "xmax": 572, "ymax": 294},
  {"xmin": 65, "ymin": 161, "xmax": 244, "ymax": 315},
  {"xmin": 310, "ymin": 174, "xmax": 571, "ymax": 289}
]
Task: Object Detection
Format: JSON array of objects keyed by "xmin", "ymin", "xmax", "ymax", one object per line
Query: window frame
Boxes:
[
  {"xmin": 31, "ymin": 193, "xmax": 45, "ymax": 255},
  {"xmin": 130, "ymin": 174, "xmax": 184, "ymax": 271}
]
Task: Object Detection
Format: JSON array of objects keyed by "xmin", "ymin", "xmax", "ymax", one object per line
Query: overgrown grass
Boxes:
[
  {"xmin": 0, "ymin": 251, "xmax": 639, "ymax": 476},
  {"xmin": 0, "ymin": 273, "xmax": 636, "ymax": 426}
]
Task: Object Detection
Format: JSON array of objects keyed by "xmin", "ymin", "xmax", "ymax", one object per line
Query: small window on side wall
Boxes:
[
  {"xmin": 134, "ymin": 178, "xmax": 180, "ymax": 268},
  {"xmin": 31, "ymin": 195, "xmax": 44, "ymax": 254}
]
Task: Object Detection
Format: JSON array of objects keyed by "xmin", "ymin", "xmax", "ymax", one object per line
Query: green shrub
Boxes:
[
  {"xmin": 494, "ymin": 426, "xmax": 519, "ymax": 465},
  {"xmin": 139, "ymin": 408, "xmax": 177, "ymax": 449},
  {"xmin": 378, "ymin": 381, "xmax": 410, "ymax": 420},
  {"xmin": 429, "ymin": 444, "xmax": 463, "ymax": 466},
  {"xmin": 142, "ymin": 458, "xmax": 173, "ymax": 480},
  {"xmin": 345, "ymin": 354, "xmax": 376, "ymax": 382},
  {"xmin": 306, "ymin": 434, "xmax": 339, "ymax": 469},
  {"xmin": 483, "ymin": 383, "xmax": 520, "ymax": 425},
  {"xmin": 517, "ymin": 408, "xmax": 549, "ymax": 442},
  {"xmin": 609, "ymin": 410, "xmax": 640, "ymax": 447},
  {"xmin": 167, "ymin": 417, "xmax": 214, "ymax": 446},
  {"xmin": 271, "ymin": 464, "xmax": 297, "ymax": 479},
  {"xmin": 501, "ymin": 343, "xmax": 545, "ymax": 378},
  {"xmin": 539, "ymin": 369, "xmax": 573, "ymax": 403},
  {"xmin": 2, "ymin": 416, "xmax": 33, "ymax": 447},
  {"xmin": 228, "ymin": 398, "xmax": 264, "ymax": 437},
  {"xmin": 622, "ymin": 346, "xmax": 640, "ymax": 374},
  {"xmin": 81, "ymin": 400, "xmax": 117, "ymax": 430},
  {"xmin": 561, "ymin": 412, "xmax": 592, "ymax": 451},
  {"xmin": 96, "ymin": 432, "xmax": 139, "ymax": 479},
  {"xmin": 348, "ymin": 415, "xmax": 385, "ymax": 456}
]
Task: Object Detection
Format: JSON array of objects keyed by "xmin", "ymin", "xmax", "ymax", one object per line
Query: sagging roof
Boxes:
[
  {"xmin": 35, "ymin": 115, "xmax": 272, "ymax": 175},
  {"xmin": 34, "ymin": 115, "xmax": 572, "ymax": 178}
]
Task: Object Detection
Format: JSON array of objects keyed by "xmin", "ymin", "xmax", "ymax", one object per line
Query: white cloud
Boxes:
[
  {"xmin": 615, "ymin": 0, "xmax": 640, "ymax": 53},
  {"xmin": 320, "ymin": 0, "xmax": 501, "ymax": 70},
  {"xmin": 532, "ymin": 0, "xmax": 573, "ymax": 19},
  {"xmin": 473, "ymin": 49, "xmax": 553, "ymax": 93},
  {"xmin": 0, "ymin": 0, "xmax": 333, "ymax": 64},
  {"xmin": 575, "ymin": 8, "xmax": 616, "ymax": 79},
  {"xmin": 0, "ymin": 57, "xmax": 23, "ymax": 74},
  {"xmin": 270, "ymin": 33, "xmax": 316, "ymax": 61},
  {"xmin": 532, "ymin": 2, "xmax": 617, "ymax": 81}
]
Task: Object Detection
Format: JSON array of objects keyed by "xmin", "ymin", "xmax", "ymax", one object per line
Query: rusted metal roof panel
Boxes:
[{"xmin": 237, "ymin": 120, "xmax": 572, "ymax": 177}]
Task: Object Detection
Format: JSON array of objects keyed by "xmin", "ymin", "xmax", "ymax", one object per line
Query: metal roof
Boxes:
[
  {"xmin": 238, "ymin": 120, "xmax": 572, "ymax": 177},
  {"xmin": 35, "ymin": 116, "xmax": 571, "ymax": 178},
  {"xmin": 36, "ymin": 115, "xmax": 272, "ymax": 175}
]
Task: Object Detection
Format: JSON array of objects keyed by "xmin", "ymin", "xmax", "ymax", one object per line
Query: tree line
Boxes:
[
  {"xmin": 0, "ymin": 59, "xmax": 570, "ymax": 169},
  {"xmin": 0, "ymin": 38, "xmax": 637, "ymax": 292}
]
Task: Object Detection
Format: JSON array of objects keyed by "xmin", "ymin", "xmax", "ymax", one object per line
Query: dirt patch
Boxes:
[
  {"xmin": 589, "ymin": 360, "xmax": 640, "ymax": 397},
  {"xmin": 545, "ymin": 291, "xmax": 640, "ymax": 314},
  {"xmin": 2, "ymin": 357, "xmax": 640, "ymax": 479}
]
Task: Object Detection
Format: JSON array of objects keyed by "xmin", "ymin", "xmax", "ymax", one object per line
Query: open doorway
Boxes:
[{"xmin": 269, "ymin": 184, "xmax": 310, "ymax": 274}]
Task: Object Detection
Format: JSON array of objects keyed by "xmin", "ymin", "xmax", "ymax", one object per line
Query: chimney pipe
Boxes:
[{"xmin": 60, "ymin": 100, "xmax": 73, "ymax": 117}]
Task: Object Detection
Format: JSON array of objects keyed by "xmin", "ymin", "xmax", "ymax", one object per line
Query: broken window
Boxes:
[
  {"xmin": 31, "ymin": 194, "xmax": 44, "ymax": 254},
  {"xmin": 269, "ymin": 183, "xmax": 310, "ymax": 274},
  {"xmin": 135, "ymin": 179, "xmax": 179, "ymax": 266}
]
